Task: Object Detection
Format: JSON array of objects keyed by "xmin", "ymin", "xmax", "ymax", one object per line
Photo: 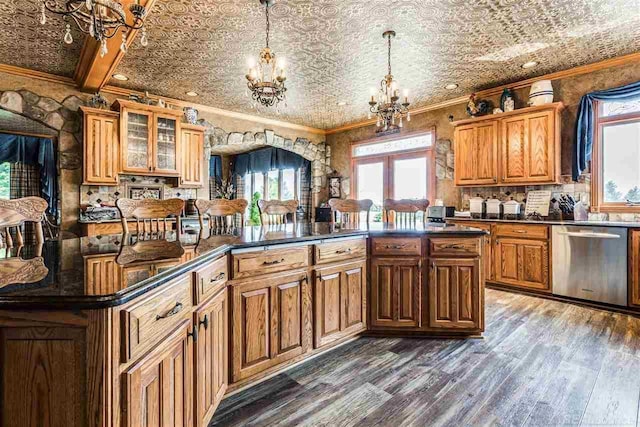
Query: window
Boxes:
[
  {"xmin": 592, "ymin": 97, "xmax": 640, "ymax": 212},
  {"xmin": 351, "ymin": 131, "xmax": 436, "ymax": 222},
  {"xmin": 0, "ymin": 162, "xmax": 9, "ymax": 199},
  {"xmin": 243, "ymin": 168, "xmax": 301, "ymax": 225}
]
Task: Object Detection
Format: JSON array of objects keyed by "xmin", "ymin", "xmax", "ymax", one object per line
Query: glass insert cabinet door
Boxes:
[
  {"xmin": 123, "ymin": 110, "xmax": 152, "ymax": 173},
  {"xmin": 154, "ymin": 114, "xmax": 179, "ymax": 174}
]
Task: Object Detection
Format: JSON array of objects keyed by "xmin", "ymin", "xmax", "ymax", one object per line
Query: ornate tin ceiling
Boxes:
[
  {"xmin": 1, "ymin": 1, "xmax": 640, "ymax": 129},
  {"xmin": 0, "ymin": 1, "xmax": 83, "ymax": 77}
]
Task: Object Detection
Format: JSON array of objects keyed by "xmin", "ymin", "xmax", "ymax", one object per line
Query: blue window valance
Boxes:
[
  {"xmin": 0, "ymin": 132, "xmax": 57, "ymax": 216},
  {"xmin": 210, "ymin": 155, "xmax": 223, "ymax": 183},
  {"xmin": 232, "ymin": 147, "xmax": 306, "ymax": 176},
  {"xmin": 574, "ymin": 81, "xmax": 640, "ymax": 180}
]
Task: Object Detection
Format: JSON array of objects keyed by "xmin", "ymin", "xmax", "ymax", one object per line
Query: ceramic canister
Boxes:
[{"xmin": 529, "ymin": 80, "xmax": 554, "ymax": 106}]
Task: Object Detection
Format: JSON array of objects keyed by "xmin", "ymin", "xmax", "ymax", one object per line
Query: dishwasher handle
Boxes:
[{"xmin": 557, "ymin": 231, "xmax": 621, "ymax": 239}]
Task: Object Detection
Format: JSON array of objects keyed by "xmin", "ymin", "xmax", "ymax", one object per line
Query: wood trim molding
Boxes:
[
  {"xmin": 450, "ymin": 102, "xmax": 565, "ymax": 127},
  {"xmin": 0, "ymin": 63, "xmax": 76, "ymax": 86},
  {"xmin": 325, "ymin": 52, "xmax": 640, "ymax": 135}
]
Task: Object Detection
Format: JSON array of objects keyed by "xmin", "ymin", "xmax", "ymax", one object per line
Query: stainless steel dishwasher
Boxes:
[{"xmin": 552, "ymin": 225, "xmax": 628, "ymax": 306}]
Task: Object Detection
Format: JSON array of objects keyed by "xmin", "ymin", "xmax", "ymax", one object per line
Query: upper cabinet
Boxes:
[
  {"xmin": 81, "ymin": 106, "xmax": 120, "ymax": 185},
  {"xmin": 113, "ymin": 100, "xmax": 182, "ymax": 177},
  {"xmin": 452, "ymin": 102, "xmax": 563, "ymax": 187},
  {"xmin": 180, "ymin": 124, "xmax": 206, "ymax": 188}
]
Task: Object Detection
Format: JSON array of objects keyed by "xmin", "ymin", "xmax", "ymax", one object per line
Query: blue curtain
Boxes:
[
  {"xmin": 209, "ymin": 155, "xmax": 223, "ymax": 183},
  {"xmin": 574, "ymin": 81, "xmax": 640, "ymax": 180},
  {"xmin": 233, "ymin": 147, "xmax": 306, "ymax": 176},
  {"xmin": 0, "ymin": 133, "xmax": 57, "ymax": 216}
]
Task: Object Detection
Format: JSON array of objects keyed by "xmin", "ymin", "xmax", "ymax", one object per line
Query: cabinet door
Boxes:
[
  {"xmin": 495, "ymin": 238, "xmax": 550, "ymax": 291},
  {"xmin": 428, "ymin": 258, "xmax": 481, "ymax": 330},
  {"xmin": 370, "ymin": 257, "xmax": 421, "ymax": 328},
  {"xmin": 630, "ymin": 230, "xmax": 640, "ymax": 306},
  {"xmin": 122, "ymin": 109, "xmax": 153, "ymax": 174},
  {"xmin": 501, "ymin": 115, "xmax": 527, "ymax": 183},
  {"xmin": 122, "ymin": 320, "xmax": 194, "ymax": 427},
  {"xmin": 154, "ymin": 114, "xmax": 179, "ymax": 175},
  {"xmin": 475, "ymin": 121, "xmax": 499, "ymax": 184},
  {"xmin": 313, "ymin": 260, "xmax": 366, "ymax": 348},
  {"xmin": 84, "ymin": 254, "xmax": 122, "ymax": 294},
  {"xmin": 194, "ymin": 289, "xmax": 227, "ymax": 427},
  {"xmin": 454, "ymin": 126, "xmax": 476, "ymax": 185},
  {"xmin": 83, "ymin": 112, "xmax": 119, "ymax": 184},
  {"xmin": 231, "ymin": 271, "xmax": 309, "ymax": 382},
  {"xmin": 180, "ymin": 128, "xmax": 204, "ymax": 187},
  {"xmin": 526, "ymin": 111, "xmax": 555, "ymax": 182}
]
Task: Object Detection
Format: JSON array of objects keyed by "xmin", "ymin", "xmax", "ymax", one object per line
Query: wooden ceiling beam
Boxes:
[{"xmin": 73, "ymin": 0, "xmax": 157, "ymax": 93}]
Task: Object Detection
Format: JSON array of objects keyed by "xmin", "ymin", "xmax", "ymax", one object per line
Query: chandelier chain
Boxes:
[
  {"xmin": 265, "ymin": 5, "xmax": 270, "ymax": 48},
  {"xmin": 387, "ymin": 33, "xmax": 392, "ymax": 76}
]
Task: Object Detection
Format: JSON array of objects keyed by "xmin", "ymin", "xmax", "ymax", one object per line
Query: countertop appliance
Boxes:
[
  {"xmin": 427, "ymin": 206, "xmax": 455, "ymax": 223},
  {"xmin": 552, "ymin": 225, "xmax": 627, "ymax": 306}
]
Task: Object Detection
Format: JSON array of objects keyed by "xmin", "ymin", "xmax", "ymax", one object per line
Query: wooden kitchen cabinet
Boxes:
[
  {"xmin": 313, "ymin": 259, "xmax": 366, "ymax": 348},
  {"xmin": 194, "ymin": 289, "xmax": 228, "ymax": 427},
  {"xmin": 454, "ymin": 120, "xmax": 499, "ymax": 186},
  {"xmin": 630, "ymin": 230, "xmax": 640, "ymax": 307},
  {"xmin": 84, "ymin": 254, "xmax": 123, "ymax": 294},
  {"xmin": 231, "ymin": 270, "xmax": 310, "ymax": 382},
  {"xmin": 113, "ymin": 99, "xmax": 181, "ymax": 177},
  {"xmin": 428, "ymin": 258, "xmax": 482, "ymax": 330},
  {"xmin": 370, "ymin": 257, "xmax": 421, "ymax": 328},
  {"xmin": 495, "ymin": 237, "xmax": 550, "ymax": 291},
  {"xmin": 180, "ymin": 124, "xmax": 205, "ymax": 188},
  {"xmin": 122, "ymin": 319, "xmax": 194, "ymax": 427},
  {"xmin": 81, "ymin": 106, "xmax": 120, "ymax": 185},
  {"xmin": 452, "ymin": 103, "xmax": 563, "ymax": 187}
]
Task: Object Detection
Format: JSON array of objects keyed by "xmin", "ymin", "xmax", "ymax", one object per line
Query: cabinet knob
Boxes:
[{"xmin": 188, "ymin": 324, "xmax": 198, "ymax": 342}]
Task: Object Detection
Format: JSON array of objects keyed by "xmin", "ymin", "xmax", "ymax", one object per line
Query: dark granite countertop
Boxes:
[
  {"xmin": 0, "ymin": 222, "xmax": 485, "ymax": 309},
  {"xmin": 448, "ymin": 217, "xmax": 640, "ymax": 228}
]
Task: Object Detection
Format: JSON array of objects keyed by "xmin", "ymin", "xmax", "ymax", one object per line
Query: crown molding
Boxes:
[
  {"xmin": 325, "ymin": 51, "xmax": 640, "ymax": 135},
  {"xmin": 0, "ymin": 63, "xmax": 76, "ymax": 86}
]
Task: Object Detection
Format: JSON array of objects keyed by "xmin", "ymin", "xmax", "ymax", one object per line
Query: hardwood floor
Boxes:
[{"xmin": 212, "ymin": 289, "xmax": 640, "ymax": 426}]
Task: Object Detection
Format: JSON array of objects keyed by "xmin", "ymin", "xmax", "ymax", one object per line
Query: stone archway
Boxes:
[{"xmin": 0, "ymin": 90, "xmax": 87, "ymax": 234}]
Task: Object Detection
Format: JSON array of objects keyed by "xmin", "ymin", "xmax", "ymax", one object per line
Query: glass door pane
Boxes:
[
  {"xmin": 126, "ymin": 112, "xmax": 150, "ymax": 170},
  {"xmin": 393, "ymin": 157, "xmax": 427, "ymax": 199},
  {"xmin": 356, "ymin": 161, "xmax": 385, "ymax": 222},
  {"xmin": 155, "ymin": 116, "xmax": 177, "ymax": 172}
]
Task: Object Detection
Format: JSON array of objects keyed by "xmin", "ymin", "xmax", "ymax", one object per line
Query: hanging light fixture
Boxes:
[
  {"xmin": 368, "ymin": 30, "xmax": 411, "ymax": 133},
  {"xmin": 39, "ymin": 0, "xmax": 149, "ymax": 58},
  {"xmin": 245, "ymin": 0, "xmax": 287, "ymax": 111}
]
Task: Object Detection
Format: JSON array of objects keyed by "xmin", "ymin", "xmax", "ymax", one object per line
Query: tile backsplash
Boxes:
[{"xmin": 80, "ymin": 175, "xmax": 198, "ymax": 206}]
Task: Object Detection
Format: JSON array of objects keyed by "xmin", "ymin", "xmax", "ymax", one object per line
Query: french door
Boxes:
[{"xmin": 352, "ymin": 150, "xmax": 434, "ymax": 222}]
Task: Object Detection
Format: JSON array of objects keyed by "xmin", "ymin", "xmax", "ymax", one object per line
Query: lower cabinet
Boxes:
[
  {"xmin": 313, "ymin": 259, "xmax": 366, "ymax": 348},
  {"xmin": 370, "ymin": 257, "xmax": 421, "ymax": 328},
  {"xmin": 194, "ymin": 289, "xmax": 228, "ymax": 427},
  {"xmin": 231, "ymin": 270, "xmax": 310, "ymax": 382},
  {"xmin": 428, "ymin": 258, "xmax": 482, "ymax": 330},
  {"xmin": 122, "ymin": 319, "xmax": 194, "ymax": 427},
  {"xmin": 630, "ymin": 230, "xmax": 640, "ymax": 307},
  {"xmin": 495, "ymin": 238, "xmax": 550, "ymax": 291}
]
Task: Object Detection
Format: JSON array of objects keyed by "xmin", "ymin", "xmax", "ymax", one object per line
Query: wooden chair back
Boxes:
[
  {"xmin": 328, "ymin": 199, "xmax": 373, "ymax": 226},
  {"xmin": 258, "ymin": 200, "xmax": 298, "ymax": 225},
  {"xmin": 384, "ymin": 199, "xmax": 430, "ymax": 225},
  {"xmin": 0, "ymin": 197, "xmax": 47, "ymax": 247},
  {"xmin": 116, "ymin": 198, "xmax": 185, "ymax": 234},
  {"xmin": 195, "ymin": 199, "xmax": 248, "ymax": 229}
]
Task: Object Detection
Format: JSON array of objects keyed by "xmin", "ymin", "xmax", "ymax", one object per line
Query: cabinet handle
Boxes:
[
  {"xmin": 148, "ymin": 166, "xmax": 152, "ymax": 171},
  {"xmin": 385, "ymin": 244, "xmax": 405, "ymax": 249},
  {"xmin": 514, "ymin": 230, "xmax": 526, "ymax": 234},
  {"xmin": 156, "ymin": 302, "xmax": 183, "ymax": 320},
  {"xmin": 442, "ymin": 244, "xmax": 464, "ymax": 250},
  {"xmin": 199, "ymin": 314, "xmax": 209, "ymax": 330},
  {"xmin": 208, "ymin": 272, "xmax": 225, "ymax": 284},
  {"xmin": 188, "ymin": 324, "xmax": 198, "ymax": 342},
  {"xmin": 335, "ymin": 248, "xmax": 352, "ymax": 254},
  {"xmin": 263, "ymin": 258, "xmax": 285, "ymax": 266}
]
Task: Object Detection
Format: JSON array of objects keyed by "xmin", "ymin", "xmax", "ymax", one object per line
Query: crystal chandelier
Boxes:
[
  {"xmin": 245, "ymin": 0, "xmax": 287, "ymax": 111},
  {"xmin": 39, "ymin": 0, "xmax": 149, "ymax": 58},
  {"xmin": 368, "ymin": 31, "xmax": 411, "ymax": 133}
]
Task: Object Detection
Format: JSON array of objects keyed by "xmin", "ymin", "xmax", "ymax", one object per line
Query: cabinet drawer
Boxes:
[
  {"xmin": 371, "ymin": 237, "xmax": 421, "ymax": 256},
  {"xmin": 429, "ymin": 238, "xmax": 481, "ymax": 257},
  {"xmin": 193, "ymin": 255, "xmax": 228, "ymax": 304},
  {"xmin": 232, "ymin": 246, "xmax": 309, "ymax": 279},
  {"xmin": 314, "ymin": 238, "xmax": 366, "ymax": 265},
  {"xmin": 121, "ymin": 274, "xmax": 193, "ymax": 362},
  {"xmin": 494, "ymin": 224, "xmax": 548, "ymax": 239}
]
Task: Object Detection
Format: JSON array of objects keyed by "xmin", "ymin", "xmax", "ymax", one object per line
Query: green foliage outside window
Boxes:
[
  {"xmin": 0, "ymin": 163, "xmax": 9, "ymax": 199},
  {"xmin": 249, "ymin": 192, "xmax": 262, "ymax": 225}
]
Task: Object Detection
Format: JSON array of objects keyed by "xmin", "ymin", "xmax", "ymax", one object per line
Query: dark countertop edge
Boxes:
[
  {"xmin": 0, "ymin": 227, "xmax": 486, "ymax": 310},
  {"xmin": 447, "ymin": 217, "xmax": 640, "ymax": 228}
]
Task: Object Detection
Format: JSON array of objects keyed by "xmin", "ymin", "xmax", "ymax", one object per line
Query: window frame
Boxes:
[
  {"xmin": 350, "ymin": 128, "xmax": 437, "ymax": 206},
  {"xmin": 591, "ymin": 100, "xmax": 640, "ymax": 213}
]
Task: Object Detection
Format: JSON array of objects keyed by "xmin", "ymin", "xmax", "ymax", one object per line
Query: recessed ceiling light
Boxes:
[
  {"xmin": 112, "ymin": 73, "xmax": 129, "ymax": 81},
  {"xmin": 445, "ymin": 84, "xmax": 459, "ymax": 90},
  {"xmin": 185, "ymin": 91, "xmax": 199, "ymax": 97},
  {"xmin": 522, "ymin": 61, "xmax": 538, "ymax": 69},
  {"xmin": 336, "ymin": 101, "xmax": 347, "ymax": 106}
]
